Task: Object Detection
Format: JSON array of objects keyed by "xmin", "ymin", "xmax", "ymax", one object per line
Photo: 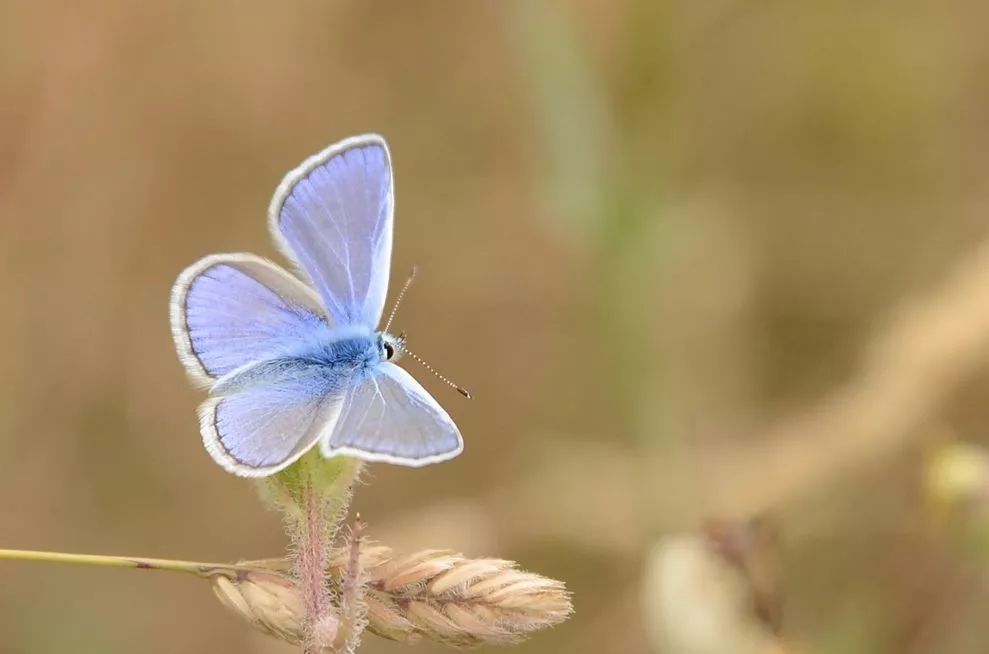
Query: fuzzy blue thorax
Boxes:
[
  {"xmin": 210, "ymin": 328, "xmax": 392, "ymax": 399},
  {"xmin": 300, "ymin": 333, "xmax": 383, "ymax": 370}
]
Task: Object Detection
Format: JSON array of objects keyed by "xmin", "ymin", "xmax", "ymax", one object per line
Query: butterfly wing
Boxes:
[
  {"xmin": 200, "ymin": 361, "xmax": 347, "ymax": 477},
  {"xmin": 321, "ymin": 362, "xmax": 463, "ymax": 466},
  {"xmin": 269, "ymin": 134, "xmax": 393, "ymax": 329},
  {"xmin": 170, "ymin": 253, "xmax": 331, "ymax": 386}
]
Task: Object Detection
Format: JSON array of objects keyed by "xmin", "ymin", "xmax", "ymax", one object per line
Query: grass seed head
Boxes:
[{"xmin": 211, "ymin": 544, "xmax": 572, "ymax": 649}]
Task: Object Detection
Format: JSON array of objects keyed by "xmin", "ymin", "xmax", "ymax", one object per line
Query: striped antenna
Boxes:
[
  {"xmin": 395, "ymin": 339, "xmax": 472, "ymax": 399},
  {"xmin": 384, "ymin": 266, "xmax": 417, "ymax": 334}
]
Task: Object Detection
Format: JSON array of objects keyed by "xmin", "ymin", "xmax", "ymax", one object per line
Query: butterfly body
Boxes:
[
  {"xmin": 209, "ymin": 332, "xmax": 351, "ymax": 389},
  {"xmin": 171, "ymin": 135, "xmax": 463, "ymax": 477}
]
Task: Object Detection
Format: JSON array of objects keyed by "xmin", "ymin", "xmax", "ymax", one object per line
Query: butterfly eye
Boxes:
[{"xmin": 383, "ymin": 342, "xmax": 395, "ymax": 360}]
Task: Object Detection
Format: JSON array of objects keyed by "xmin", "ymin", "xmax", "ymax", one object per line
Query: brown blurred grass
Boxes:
[{"xmin": 4, "ymin": 1, "xmax": 989, "ymax": 653}]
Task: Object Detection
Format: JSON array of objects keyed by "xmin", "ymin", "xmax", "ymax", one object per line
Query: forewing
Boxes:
[
  {"xmin": 268, "ymin": 134, "xmax": 393, "ymax": 329},
  {"xmin": 200, "ymin": 363, "xmax": 347, "ymax": 477},
  {"xmin": 322, "ymin": 363, "xmax": 463, "ymax": 466},
  {"xmin": 170, "ymin": 253, "xmax": 330, "ymax": 385}
]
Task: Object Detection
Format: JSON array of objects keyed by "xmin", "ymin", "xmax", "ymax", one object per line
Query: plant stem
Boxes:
[
  {"xmin": 334, "ymin": 515, "xmax": 367, "ymax": 654},
  {"xmin": 0, "ymin": 548, "xmax": 249, "ymax": 579},
  {"xmin": 299, "ymin": 480, "xmax": 331, "ymax": 654}
]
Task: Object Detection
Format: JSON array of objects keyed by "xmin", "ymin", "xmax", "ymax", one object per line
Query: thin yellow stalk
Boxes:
[{"xmin": 0, "ymin": 548, "xmax": 249, "ymax": 579}]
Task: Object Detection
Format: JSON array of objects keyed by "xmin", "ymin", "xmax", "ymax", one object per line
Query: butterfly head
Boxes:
[{"xmin": 378, "ymin": 331, "xmax": 406, "ymax": 362}]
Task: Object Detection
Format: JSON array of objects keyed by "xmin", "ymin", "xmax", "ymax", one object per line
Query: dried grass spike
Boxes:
[
  {"xmin": 211, "ymin": 544, "xmax": 573, "ymax": 649},
  {"xmin": 211, "ymin": 571, "xmax": 306, "ymax": 646},
  {"xmin": 364, "ymin": 548, "xmax": 573, "ymax": 647}
]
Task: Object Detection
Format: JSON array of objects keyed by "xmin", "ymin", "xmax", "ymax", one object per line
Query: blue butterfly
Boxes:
[{"xmin": 170, "ymin": 134, "xmax": 464, "ymax": 477}]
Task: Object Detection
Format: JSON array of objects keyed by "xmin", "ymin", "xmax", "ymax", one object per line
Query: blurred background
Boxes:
[{"xmin": 4, "ymin": 1, "xmax": 989, "ymax": 653}]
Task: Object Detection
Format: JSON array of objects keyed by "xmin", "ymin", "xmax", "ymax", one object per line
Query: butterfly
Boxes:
[{"xmin": 169, "ymin": 134, "xmax": 465, "ymax": 477}]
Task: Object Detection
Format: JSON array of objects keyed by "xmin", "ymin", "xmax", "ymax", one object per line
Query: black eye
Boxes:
[{"xmin": 383, "ymin": 343, "xmax": 394, "ymax": 359}]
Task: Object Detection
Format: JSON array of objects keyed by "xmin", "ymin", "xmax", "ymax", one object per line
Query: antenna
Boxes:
[
  {"xmin": 384, "ymin": 266, "xmax": 417, "ymax": 334},
  {"xmin": 395, "ymin": 339, "xmax": 472, "ymax": 399}
]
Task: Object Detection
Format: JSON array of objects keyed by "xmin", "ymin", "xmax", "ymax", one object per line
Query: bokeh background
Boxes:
[{"xmin": 4, "ymin": 1, "xmax": 989, "ymax": 653}]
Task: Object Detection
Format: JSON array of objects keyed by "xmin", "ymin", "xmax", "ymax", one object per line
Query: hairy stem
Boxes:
[
  {"xmin": 298, "ymin": 480, "xmax": 332, "ymax": 653},
  {"xmin": 334, "ymin": 515, "xmax": 367, "ymax": 653},
  {"xmin": 271, "ymin": 454, "xmax": 363, "ymax": 653}
]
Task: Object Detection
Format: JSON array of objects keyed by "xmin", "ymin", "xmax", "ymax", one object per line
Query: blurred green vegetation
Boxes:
[{"xmin": 3, "ymin": 1, "xmax": 989, "ymax": 653}]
